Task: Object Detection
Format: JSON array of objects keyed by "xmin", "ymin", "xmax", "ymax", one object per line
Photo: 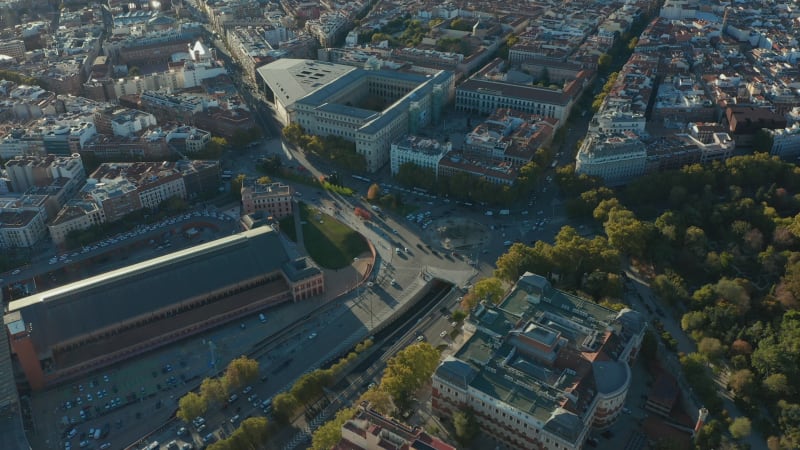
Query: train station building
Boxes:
[{"xmin": 3, "ymin": 226, "xmax": 323, "ymax": 391}]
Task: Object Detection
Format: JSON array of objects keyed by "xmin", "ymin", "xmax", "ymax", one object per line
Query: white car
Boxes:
[{"xmin": 440, "ymin": 331, "xmax": 448, "ymax": 338}]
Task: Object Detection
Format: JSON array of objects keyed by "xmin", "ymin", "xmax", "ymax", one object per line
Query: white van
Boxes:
[
  {"xmin": 259, "ymin": 313, "xmax": 266, "ymax": 323},
  {"xmin": 93, "ymin": 429, "xmax": 101, "ymax": 440}
]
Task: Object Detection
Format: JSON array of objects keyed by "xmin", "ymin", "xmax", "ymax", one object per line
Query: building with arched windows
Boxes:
[{"xmin": 4, "ymin": 226, "xmax": 323, "ymax": 390}]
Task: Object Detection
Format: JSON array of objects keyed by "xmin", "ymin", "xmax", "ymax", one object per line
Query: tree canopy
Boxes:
[{"xmin": 381, "ymin": 343, "xmax": 440, "ymax": 410}]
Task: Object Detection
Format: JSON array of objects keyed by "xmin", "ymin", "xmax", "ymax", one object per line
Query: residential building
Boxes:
[
  {"xmin": 465, "ymin": 109, "xmax": 558, "ymax": 166},
  {"xmin": 336, "ymin": 404, "xmax": 456, "ymax": 450},
  {"xmin": 81, "ymin": 177, "xmax": 141, "ymax": 223},
  {"xmin": 725, "ymin": 106, "xmax": 787, "ymax": 148},
  {"xmin": 4, "ymin": 154, "xmax": 85, "ymax": 193},
  {"xmin": 0, "ymin": 128, "xmax": 45, "ymax": 160},
  {"xmin": 48, "ymin": 200, "xmax": 106, "ymax": 246},
  {"xmin": 769, "ymin": 124, "xmax": 800, "ymax": 158},
  {"xmin": 588, "ymin": 110, "xmax": 646, "ymax": 136},
  {"xmin": 241, "ymin": 182, "xmax": 293, "ymax": 218},
  {"xmin": 432, "ymin": 272, "xmax": 646, "ymax": 450},
  {"xmin": 456, "ymin": 59, "xmax": 589, "ymax": 124},
  {"xmin": 390, "ymin": 135, "xmax": 449, "ymax": 176},
  {"xmin": 0, "ymin": 196, "xmax": 48, "ymax": 248},
  {"xmin": 437, "ymin": 153, "xmax": 518, "ymax": 186},
  {"xmin": 575, "ymin": 132, "xmax": 647, "ymax": 185},
  {"xmin": 165, "ymin": 126, "xmax": 212, "ymax": 154},
  {"xmin": 0, "ymin": 39, "xmax": 25, "ymax": 60}
]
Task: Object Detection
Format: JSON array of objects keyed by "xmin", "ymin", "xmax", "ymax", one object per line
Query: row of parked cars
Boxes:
[
  {"xmin": 48, "ymin": 210, "xmax": 232, "ymax": 265},
  {"xmin": 63, "ymin": 423, "xmax": 110, "ymax": 450}
]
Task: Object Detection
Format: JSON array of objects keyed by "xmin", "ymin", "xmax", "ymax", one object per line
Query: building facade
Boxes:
[
  {"xmin": 575, "ymin": 132, "xmax": 647, "ymax": 185},
  {"xmin": 432, "ymin": 273, "xmax": 646, "ymax": 450},
  {"xmin": 257, "ymin": 59, "xmax": 455, "ymax": 172},
  {"xmin": 241, "ymin": 182, "xmax": 293, "ymax": 218},
  {"xmin": 455, "ymin": 59, "xmax": 587, "ymax": 124},
  {"xmin": 389, "ymin": 135, "xmax": 449, "ymax": 176},
  {"xmin": 0, "ymin": 197, "xmax": 48, "ymax": 248},
  {"xmin": 48, "ymin": 200, "xmax": 106, "ymax": 246},
  {"xmin": 5, "ymin": 227, "xmax": 323, "ymax": 390}
]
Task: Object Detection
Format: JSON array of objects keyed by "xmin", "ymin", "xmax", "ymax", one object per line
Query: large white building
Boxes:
[
  {"xmin": 0, "ymin": 195, "xmax": 48, "ymax": 248},
  {"xmin": 390, "ymin": 135, "xmax": 450, "ymax": 175},
  {"xmin": 455, "ymin": 59, "xmax": 587, "ymax": 124},
  {"xmin": 575, "ymin": 132, "xmax": 647, "ymax": 185},
  {"xmin": 258, "ymin": 59, "xmax": 455, "ymax": 172},
  {"xmin": 768, "ymin": 124, "xmax": 800, "ymax": 158},
  {"xmin": 432, "ymin": 273, "xmax": 646, "ymax": 450},
  {"xmin": 112, "ymin": 41, "xmax": 226, "ymax": 98},
  {"xmin": 588, "ymin": 110, "xmax": 647, "ymax": 136},
  {"xmin": 48, "ymin": 199, "xmax": 106, "ymax": 246},
  {"xmin": 4, "ymin": 154, "xmax": 85, "ymax": 193}
]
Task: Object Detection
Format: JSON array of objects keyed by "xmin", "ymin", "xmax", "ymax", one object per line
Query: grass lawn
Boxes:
[{"xmin": 287, "ymin": 202, "xmax": 368, "ymax": 269}]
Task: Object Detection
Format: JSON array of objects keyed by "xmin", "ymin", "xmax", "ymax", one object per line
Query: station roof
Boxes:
[{"xmin": 7, "ymin": 226, "xmax": 290, "ymax": 354}]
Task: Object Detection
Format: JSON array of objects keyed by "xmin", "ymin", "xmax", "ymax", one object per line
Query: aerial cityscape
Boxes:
[{"xmin": 0, "ymin": 0, "xmax": 798, "ymax": 449}]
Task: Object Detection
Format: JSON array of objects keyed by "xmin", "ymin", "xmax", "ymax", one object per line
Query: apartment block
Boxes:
[
  {"xmin": 575, "ymin": 132, "xmax": 647, "ymax": 186},
  {"xmin": 390, "ymin": 135, "xmax": 449, "ymax": 176},
  {"xmin": 241, "ymin": 182, "xmax": 293, "ymax": 218}
]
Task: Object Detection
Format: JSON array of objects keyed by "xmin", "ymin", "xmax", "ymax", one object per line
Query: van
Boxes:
[
  {"xmin": 258, "ymin": 313, "xmax": 266, "ymax": 323},
  {"xmin": 93, "ymin": 429, "xmax": 101, "ymax": 440}
]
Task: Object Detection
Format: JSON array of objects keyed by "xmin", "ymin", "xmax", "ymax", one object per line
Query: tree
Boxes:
[
  {"xmin": 177, "ymin": 392, "xmax": 207, "ymax": 422},
  {"xmin": 237, "ymin": 416, "xmax": 270, "ymax": 448},
  {"xmin": 472, "ymin": 277, "xmax": 505, "ymax": 304},
  {"xmin": 311, "ymin": 407, "xmax": 357, "ymax": 450},
  {"xmin": 698, "ymin": 337, "xmax": 725, "ymax": 362},
  {"xmin": 359, "ymin": 388, "xmax": 394, "ymax": 415},
  {"xmin": 763, "ymin": 373, "xmax": 792, "ymax": 398},
  {"xmin": 381, "ymin": 343, "xmax": 440, "ymax": 409},
  {"xmin": 272, "ymin": 392, "xmax": 299, "ymax": 424},
  {"xmin": 282, "ymin": 123, "xmax": 304, "ymax": 144},
  {"xmin": 291, "ymin": 370, "xmax": 332, "ymax": 404},
  {"xmin": 597, "ymin": 53, "xmax": 612, "ymax": 72},
  {"xmin": 603, "ymin": 207, "xmax": 653, "ymax": 257},
  {"xmin": 453, "ymin": 409, "xmax": 479, "ymax": 445},
  {"xmin": 727, "ymin": 369, "xmax": 755, "ymax": 397},
  {"xmin": 257, "ymin": 176, "xmax": 272, "ymax": 185},
  {"xmin": 729, "ymin": 417, "xmax": 752, "ymax": 440},
  {"xmin": 200, "ymin": 377, "xmax": 227, "ymax": 406},
  {"xmin": 652, "ymin": 272, "xmax": 688, "ymax": 306},
  {"xmin": 367, "ymin": 183, "xmax": 381, "ymax": 201},
  {"xmin": 224, "ymin": 356, "xmax": 259, "ymax": 392},
  {"xmin": 695, "ymin": 420, "xmax": 724, "ymax": 450},
  {"xmin": 460, "ymin": 292, "xmax": 479, "ymax": 310}
]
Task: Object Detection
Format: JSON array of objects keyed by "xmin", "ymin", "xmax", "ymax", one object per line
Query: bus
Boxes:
[{"xmin": 221, "ymin": 170, "xmax": 233, "ymax": 180}]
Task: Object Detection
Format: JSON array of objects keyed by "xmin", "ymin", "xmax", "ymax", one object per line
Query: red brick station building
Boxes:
[{"xmin": 3, "ymin": 226, "xmax": 324, "ymax": 391}]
